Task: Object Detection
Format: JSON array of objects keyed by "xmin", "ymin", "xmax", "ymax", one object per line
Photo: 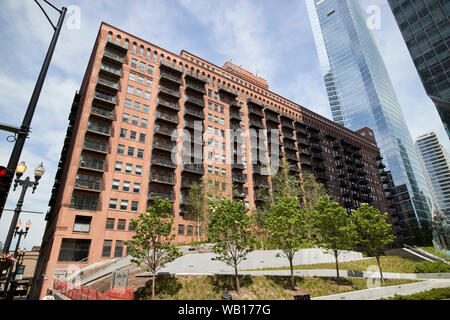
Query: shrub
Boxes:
[
  {"xmin": 380, "ymin": 287, "xmax": 450, "ymax": 300},
  {"xmin": 414, "ymin": 261, "xmax": 450, "ymax": 273}
]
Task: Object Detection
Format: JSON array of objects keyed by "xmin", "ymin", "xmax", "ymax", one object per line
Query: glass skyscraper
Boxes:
[
  {"xmin": 416, "ymin": 131, "xmax": 450, "ymax": 223},
  {"xmin": 305, "ymin": 0, "xmax": 432, "ymax": 231},
  {"xmin": 388, "ymin": 0, "xmax": 450, "ymax": 138}
]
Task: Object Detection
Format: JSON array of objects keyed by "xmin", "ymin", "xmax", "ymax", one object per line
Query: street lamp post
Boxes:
[
  {"xmin": 2, "ymin": 162, "xmax": 44, "ymax": 255},
  {"xmin": 3, "ymin": 220, "xmax": 31, "ymax": 299}
]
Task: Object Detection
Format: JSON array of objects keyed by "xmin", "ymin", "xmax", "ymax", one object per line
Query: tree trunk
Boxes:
[
  {"xmin": 152, "ymin": 272, "xmax": 156, "ymax": 300},
  {"xmin": 289, "ymin": 257, "xmax": 295, "ymax": 290},
  {"xmin": 376, "ymin": 255, "xmax": 384, "ymax": 283},
  {"xmin": 334, "ymin": 250, "xmax": 340, "ymax": 281},
  {"xmin": 234, "ymin": 265, "xmax": 240, "ymax": 294}
]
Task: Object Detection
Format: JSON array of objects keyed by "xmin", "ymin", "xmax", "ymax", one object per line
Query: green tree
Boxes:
[
  {"xmin": 312, "ymin": 196, "xmax": 357, "ymax": 280},
  {"xmin": 265, "ymin": 196, "xmax": 308, "ymax": 289},
  {"xmin": 207, "ymin": 199, "xmax": 256, "ymax": 294},
  {"xmin": 185, "ymin": 180, "xmax": 207, "ymax": 242},
  {"xmin": 271, "ymin": 158, "xmax": 302, "ymax": 200},
  {"xmin": 352, "ymin": 204, "xmax": 396, "ymax": 283},
  {"xmin": 125, "ymin": 197, "xmax": 182, "ymax": 300},
  {"xmin": 301, "ymin": 173, "xmax": 328, "ymax": 238}
]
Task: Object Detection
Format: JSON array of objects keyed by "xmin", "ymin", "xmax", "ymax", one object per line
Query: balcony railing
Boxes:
[
  {"xmin": 148, "ymin": 192, "xmax": 174, "ymax": 202},
  {"xmin": 232, "ymin": 174, "xmax": 246, "ymax": 184},
  {"xmin": 87, "ymin": 121, "xmax": 111, "ymax": 136},
  {"xmin": 94, "ymin": 90, "xmax": 116, "ymax": 105},
  {"xmin": 83, "ymin": 138, "xmax": 108, "ymax": 154},
  {"xmin": 74, "ymin": 177, "xmax": 102, "ymax": 192},
  {"xmin": 282, "ymin": 132, "xmax": 295, "ymax": 141},
  {"xmin": 157, "ymin": 98, "xmax": 180, "ymax": 111},
  {"xmin": 155, "ymin": 111, "xmax": 179, "ymax": 125},
  {"xmin": 160, "ymin": 70, "xmax": 182, "ymax": 85},
  {"xmin": 79, "ymin": 157, "xmax": 105, "ymax": 172},
  {"xmin": 248, "ymin": 107, "xmax": 264, "ymax": 117},
  {"xmin": 90, "ymin": 106, "xmax": 114, "ymax": 120},
  {"xmin": 265, "ymin": 113, "xmax": 279, "ymax": 123},
  {"xmin": 154, "ymin": 125, "xmax": 175, "ymax": 137},
  {"xmin": 230, "ymin": 112, "xmax": 241, "ymax": 121},
  {"xmin": 249, "ymin": 119, "xmax": 264, "ymax": 129},
  {"xmin": 182, "ymin": 164, "xmax": 204, "ymax": 175},
  {"xmin": 158, "ymin": 86, "xmax": 180, "ymax": 99},
  {"xmin": 103, "ymin": 48, "xmax": 124, "ymax": 63},
  {"xmin": 97, "ymin": 77, "xmax": 119, "ymax": 90},
  {"xmin": 150, "ymin": 174, "xmax": 176, "ymax": 185},
  {"xmin": 153, "ymin": 140, "xmax": 176, "ymax": 152},
  {"xmin": 185, "ymin": 95, "xmax": 205, "ymax": 108},
  {"xmin": 184, "ymin": 107, "xmax": 205, "ymax": 119},
  {"xmin": 69, "ymin": 194, "xmax": 98, "ymax": 211},
  {"xmin": 99, "ymin": 63, "xmax": 122, "ymax": 77},
  {"xmin": 218, "ymin": 84, "xmax": 238, "ymax": 97},
  {"xmin": 185, "ymin": 81, "xmax": 206, "ymax": 94},
  {"xmin": 151, "ymin": 157, "xmax": 177, "ymax": 169}
]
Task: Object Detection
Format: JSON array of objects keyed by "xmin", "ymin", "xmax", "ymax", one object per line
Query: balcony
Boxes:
[
  {"xmin": 232, "ymin": 174, "xmax": 246, "ymax": 184},
  {"xmin": 150, "ymin": 174, "xmax": 176, "ymax": 185},
  {"xmin": 183, "ymin": 119, "xmax": 204, "ymax": 131},
  {"xmin": 79, "ymin": 157, "xmax": 105, "ymax": 172},
  {"xmin": 249, "ymin": 119, "xmax": 265, "ymax": 129},
  {"xmin": 102, "ymin": 48, "xmax": 124, "ymax": 65},
  {"xmin": 184, "ymin": 72, "xmax": 207, "ymax": 84},
  {"xmin": 99, "ymin": 63, "xmax": 122, "ymax": 78},
  {"xmin": 309, "ymin": 133, "xmax": 321, "ymax": 141},
  {"xmin": 377, "ymin": 161, "xmax": 386, "ymax": 169},
  {"xmin": 218, "ymin": 84, "xmax": 238, "ymax": 98},
  {"xmin": 230, "ymin": 101, "xmax": 242, "ymax": 110},
  {"xmin": 154, "ymin": 125, "xmax": 175, "ymax": 138},
  {"xmin": 300, "ymin": 158, "xmax": 312, "ymax": 167},
  {"xmin": 313, "ymin": 163, "xmax": 326, "ymax": 171},
  {"xmin": 159, "ymin": 71, "xmax": 182, "ymax": 87},
  {"xmin": 182, "ymin": 164, "xmax": 204, "ymax": 175},
  {"xmin": 157, "ymin": 98, "xmax": 180, "ymax": 112},
  {"xmin": 83, "ymin": 138, "xmax": 108, "ymax": 154},
  {"xmin": 265, "ymin": 113, "xmax": 279, "ymax": 124},
  {"xmin": 332, "ymin": 142, "xmax": 340, "ymax": 150},
  {"xmin": 90, "ymin": 106, "xmax": 114, "ymax": 121},
  {"xmin": 349, "ymin": 174, "xmax": 358, "ymax": 182},
  {"xmin": 282, "ymin": 132, "xmax": 295, "ymax": 141},
  {"xmin": 311, "ymin": 144, "xmax": 322, "ymax": 152},
  {"xmin": 299, "ymin": 149, "xmax": 312, "ymax": 157},
  {"xmin": 185, "ymin": 95, "xmax": 205, "ymax": 108},
  {"xmin": 185, "ymin": 81, "xmax": 206, "ymax": 95},
  {"xmin": 160, "ymin": 61, "xmax": 183, "ymax": 75},
  {"xmin": 316, "ymin": 173, "xmax": 328, "ymax": 182},
  {"xmin": 181, "ymin": 178, "xmax": 201, "ymax": 189},
  {"xmin": 308, "ymin": 125, "xmax": 320, "ymax": 133},
  {"xmin": 74, "ymin": 176, "xmax": 102, "ymax": 193},
  {"xmin": 355, "ymin": 160, "xmax": 364, "ymax": 168},
  {"xmin": 285, "ymin": 152, "xmax": 298, "ymax": 162},
  {"xmin": 248, "ymin": 106, "xmax": 265, "ymax": 117},
  {"xmin": 93, "ymin": 90, "xmax": 116, "ymax": 107},
  {"xmin": 284, "ymin": 141, "xmax": 297, "ymax": 151},
  {"xmin": 354, "ymin": 152, "xmax": 363, "ymax": 158},
  {"xmin": 86, "ymin": 121, "xmax": 111, "ymax": 137},
  {"xmin": 153, "ymin": 140, "xmax": 176, "ymax": 153},
  {"xmin": 296, "ymin": 126, "xmax": 308, "ymax": 136},
  {"xmin": 281, "ymin": 120, "xmax": 295, "ymax": 130},
  {"xmin": 151, "ymin": 157, "xmax": 177, "ymax": 169},
  {"xmin": 290, "ymin": 166, "xmax": 301, "ymax": 174},
  {"xmin": 247, "ymin": 98, "xmax": 265, "ymax": 109},
  {"xmin": 253, "ymin": 177, "xmax": 269, "ymax": 187},
  {"xmin": 336, "ymin": 161, "xmax": 344, "ymax": 169},
  {"xmin": 233, "ymin": 189, "xmax": 247, "ymax": 199},
  {"xmin": 232, "ymin": 162, "xmax": 245, "ymax": 170},
  {"xmin": 184, "ymin": 107, "xmax": 205, "ymax": 120},
  {"xmin": 155, "ymin": 111, "xmax": 179, "ymax": 125},
  {"xmin": 312, "ymin": 154, "xmax": 325, "ymax": 162},
  {"xmin": 230, "ymin": 111, "xmax": 242, "ymax": 122},
  {"xmin": 158, "ymin": 86, "xmax": 180, "ymax": 100},
  {"xmin": 297, "ymin": 138, "xmax": 309, "ymax": 147},
  {"xmin": 96, "ymin": 77, "xmax": 119, "ymax": 92},
  {"xmin": 105, "ymin": 39, "xmax": 128, "ymax": 53},
  {"xmin": 325, "ymin": 132, "xmax": 337, "ymax": 140},
  {"xmin": 148, "ymin": 192, "xmax": 174, "ymax": 202}
]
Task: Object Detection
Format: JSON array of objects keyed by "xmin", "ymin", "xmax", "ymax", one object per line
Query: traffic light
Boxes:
[{"xmin": 0, "ymin": 165, "xmax": 12, "ymax": 193}]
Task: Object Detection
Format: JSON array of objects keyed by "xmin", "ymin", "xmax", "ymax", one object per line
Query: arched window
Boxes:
[
  {"xmin": 107, "ymin": 32, "xmax": 112, "ymax": 42},
  {"xmin": 160, "ymin": 54, "xmax": 164, "ymax": 63},
  {"xmin": 131, "ymin": 42, "xmax": 137, "ymax": 53},
  {"xmin": 139, "ymin": 46, "xmax": 144, "ymax": 56},
  {"xmin": 146, "ymin": 49, "xmax": 150, "ymax": 60},
  {"xmin": 124, "ymin": 39, "xmax": 129, "ymax": 49},
  {"xmin": 115, "ymin": 35, "xmax": 121, "ymax": 45},
  {"xmin": 152, "ymin": 51, "xmax": 157, "ymax": 62}
]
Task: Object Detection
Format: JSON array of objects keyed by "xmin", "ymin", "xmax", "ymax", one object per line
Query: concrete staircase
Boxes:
[{"xmin": 79, "ymin": 256, "xmax": 132, "ymax": 285}]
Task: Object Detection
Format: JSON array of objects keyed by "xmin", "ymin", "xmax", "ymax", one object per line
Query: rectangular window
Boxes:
[
  {"xmin": 112, "ymin": 179, "xmax": 120, "ymax": 190},
  {"xmin": 146, "ymin": 79, "xmax": 152, "ymax": 87},
  {"xmin": 208, "ymin": 165, "xmax": 213, "ymax": 173},
  {"xmin": 139, "ymin": 133, "xmax": 146, "ymax": 143},
  {"xmin": 117, "ymin": 219, "xmax": 126, "ymax": 230},
  {"xmin": 73, "ymin": 216, "xmax": 92, "ymax": 233},
  {"xmin": 139, "ymin": 61, "xmax": 146, "ymax": 71},
  {"xmin": 127, "ymin": 146, "xmax": 135, "ymax": 157},
  {"xmin": 58, "ymin": 239, "xmax": 91, "ymax": 262},
  {"xmin": 220, "ymin": 118, "xmax": 225, "ymax": 125},
  {"xmin": 137, "ymin": 149, "xmax": 144, "ymax": 159},
  {"xmin": 122, "ymin": 113, "xmax": 129, "ymax": 123},
  {"xmin": 114, "ymin": 161, "xmax": 122, "ymax": 172},
  {"xmin": 114, "ymin": 241, "xmax": 124, "ymax": 258},
  {"xmin": 120, "ymin": 200, "xmax": 128, "ymax": 210},
  {"xmin": 215, "ymin": 167, "xmax": 219, "ymax": 175},
  {"xmin": 187, "ymin": 225, "xmax": 193, "ymax": 236},
  {"xmin": 117, "ymin": 145, "xmax": 125, "ymax": 155},
  {"xmin": 109, "ymin": 198, "xmax": 117, "ymax": 209},
  {"xmin": 125, "ymin": 99, "xmax": 132, "ymax": 108},
  {"xmin": 129, "ymin": 73, "xmax": 136, "ymax": 81},
  {"xmin": 132, "ymin": 116, "xmax": 139, "ymax": 125},
  {"xmin": 131, "ymin": 201, "xmax": 139, "ymax": 212},
  {"xmin": 135, "ymin": 166, "xmax": 143, "ymax": 175},
  {"xmin": 102, "ymin": 240, "xmax": 113, "ymax": 257},
  {"xmin": 127, "ymin": 85, "xmax": 134, "ymax": 94},
  {"xmin": 178, "ymin": 224, "xmax": 185, "ymax": 235},
  {"xmin": 125, "ymin": 163, "xmax": 132, "ymax": 173},
  {"xmin": 131, "ymin": 58, "xmax": 138, "ymax": 68},
  {"xmin": 130, "ymin": 131, "xmax": 137, "ymax": 141},
  {"xmin": 134, "ymin": 102, "xmax": 141, "ymax": 111},
  {"xmin": 141, "ymin": 119, "xmax": 148, "ymax": 128},
  {"xmin": 148, "ymin": 65, "xmax": 154, "ymax": 75},
  {"xmin": 105, "ymin": 218, "xmax": 115, "ymax": 230},
  {"xmin": 144, "ymin": 91, "xmax": 151, "ymax": 100},
  {"xmin": 122, "ymin": 181, "xmax": 130, "ymax": 192},
  {"xmin": 214, "ymin": 115, "xmax": 218, "ymax": 123},
  {"xmin": 120, "ymin": 128, "xmax": 127, "ymax": 138},
  {"xmin": 208, "ymin": 114, "xmax": 212, "ymax": 121},
  {"xmin": 137, "ymin": 75, "xmax": 144, "ymax": 84},
  {"xmin": 222, "ymin": 168, "xmax": 226, "ymax": 175},
  {"xmin": 133, "ymin": 183, "xmax": 141, "ymax": 193},
  {"xmin": 129, "ymin": 221, "xmax": 136, "ymax": 231},
  {"xmin": 136, "ymin": 88, "xmax": 142, "ymax": 97}
]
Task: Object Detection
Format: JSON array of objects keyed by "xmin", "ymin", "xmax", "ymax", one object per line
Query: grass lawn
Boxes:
[
  {"xmin": 245, "ymin": 256, "xmax": 421, "ymax": 273},
  {"xmin": 379, "ymin": 287, "xmax": 450, "ymax": 300},
  {"xmin": 419, "ymin": 247, "xmax": 450, "ymax": 260},
  {"xmin": 129, "ymin": 274, "xmax": 417, "ymax": 300}
]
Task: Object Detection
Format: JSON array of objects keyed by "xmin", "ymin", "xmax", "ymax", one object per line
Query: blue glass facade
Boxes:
[{"xmin": 306, "ymin": 0, "xmax": 432, "ymax": 226}]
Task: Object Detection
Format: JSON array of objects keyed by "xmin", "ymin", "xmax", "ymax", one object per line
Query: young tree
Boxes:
[
  {"xmin": 312, "ymin": 196, "xmax": 357, "ymax": 280},
  {"xmin": 271, "ymin": 158, "xmax": 302, "ymax": 200},
  {"xmin": 301, "ymin": 173, "xmax": 328, "ymax": 238},
  {"xmin": 207, "ymin": 199, "xmax": 256, "ymax": 294},
  {"xmin": 185, "ymin": 180, "xmax": 206, "ymax": 242},
  {"xmin": 352, "ymin": 204, "xmax": 396, "ymax": 283},
  {"xmin": 265, "ymin": 196, "xmax": 308, "ymax": 289},
  {"xmin": 125, "ymin": 197, "xmax": 182, "ymax": 300}
]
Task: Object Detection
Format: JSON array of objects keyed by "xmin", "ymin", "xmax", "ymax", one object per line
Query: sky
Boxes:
[{"xmin": 0, "ymin": 0, "xmax": 448, "ymax": 251}]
